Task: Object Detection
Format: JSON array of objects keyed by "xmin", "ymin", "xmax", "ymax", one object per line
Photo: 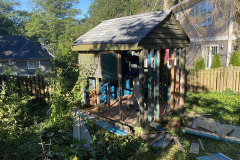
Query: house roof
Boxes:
[
  {"xmin": 72, "ymin": 10, "xmax": 190, "ymax": 51},
  {"xmin": 0, "ymin": 35, "xmax": 52, "ymax": 60}
]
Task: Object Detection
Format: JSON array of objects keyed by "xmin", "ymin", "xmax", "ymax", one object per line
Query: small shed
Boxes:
[{"xmin": 72, "ymin": 10, "xmax": 190, "ymax": 124}]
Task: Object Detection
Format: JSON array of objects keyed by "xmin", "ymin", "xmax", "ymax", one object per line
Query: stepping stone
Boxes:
[
  {"xmin": 189, "ymin": 142, "xmax": 199, "ymax": 154},
  {"xmin": 73, "ymin": 117, "xmax": 93, "ymax": 151}
]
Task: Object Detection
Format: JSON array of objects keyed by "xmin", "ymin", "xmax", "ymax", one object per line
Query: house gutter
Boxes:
[{"xmin": 227, "ymin": 0, "xmax": 233, "ymax": 66}]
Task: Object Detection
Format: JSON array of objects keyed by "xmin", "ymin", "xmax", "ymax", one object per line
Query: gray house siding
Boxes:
[
  {"xmin": 173, "ymin": 0, "xmax": 234, "ymax": 69},
  {"xmin": 0, "ymin": 60, "xmax": 51, "ymax": 75},
  {"xmin": 186, "ymin": 40, "xmax": 228, "ymax": 68}
]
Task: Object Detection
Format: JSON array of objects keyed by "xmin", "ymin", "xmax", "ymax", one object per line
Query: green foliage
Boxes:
[
  {"xmin": 35, "ymin": 68, "xmax": 41, "ymax": 75},
  {"xmin": 210, "ymin": 54, "xmax": 221, "ymax": 69},
  {"xmin": 2, "ymin": 65, "xmax": 14, "ymax": 75},
  {"xmin": 229, "ymin": 51, "xmax": 240, "ymax": 66},
  {"xmin": 193, "ymin": 56, "xmax": 205, "ymax": 70}
]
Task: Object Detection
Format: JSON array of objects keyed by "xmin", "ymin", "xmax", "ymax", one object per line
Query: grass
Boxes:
[{"xmin": 132, "ymin": 89, "xmax": 240, "ymax": 160}]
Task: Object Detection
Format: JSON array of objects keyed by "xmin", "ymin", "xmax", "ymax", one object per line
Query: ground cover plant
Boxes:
[{"xmin": 1, "ymin": 76, "xmax": 240, "ymax": 160}]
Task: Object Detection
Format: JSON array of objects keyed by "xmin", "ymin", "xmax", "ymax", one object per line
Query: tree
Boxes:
[
  {"xmin": 211, "ymin": 54, "xmax": 221, "ymax": 69},
  {"xmin": 193, "ymin": 56, "xmax": 205, "ymax": 70},
  {"xmin": 229, "ymin": 52, "xmax": 240, "ymax": 66}
]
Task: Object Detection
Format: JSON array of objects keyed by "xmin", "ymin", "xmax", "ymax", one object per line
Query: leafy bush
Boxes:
[
  {"xmin": 210, "ymin": 54, "xmax": 221, "ymax": 69},
  {"xmin": 193, "ymin": 56, "xmax": 205, "ymax": 70},
  {"xmin": 229, "ymin": 52, "xmax": 240, "ymax": 66}
]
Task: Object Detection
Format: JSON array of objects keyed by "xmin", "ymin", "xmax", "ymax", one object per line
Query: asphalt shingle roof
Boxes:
[
  {"xmin": 73, "ymin": 10, "xmax": 172, "ymax": 46},
  {"xmin": 0, "ymin": 35, "xmax": 52, "ymax": 60}
]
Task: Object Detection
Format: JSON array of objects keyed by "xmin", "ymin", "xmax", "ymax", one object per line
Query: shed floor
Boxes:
[{"xmin": 87, "ymin": 95, "xmax": 171, "ymax": 125}]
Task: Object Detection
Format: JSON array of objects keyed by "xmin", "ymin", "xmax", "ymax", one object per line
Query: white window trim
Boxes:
[
  {"xmin": 8, "ymin": 60, "xmax": 14, "ymax": 65},
  {"xmin": 194, "ymin": 0, "xmax": 213, "ymax": 27},
  {"xmin": 27, "ymin": 60, "xmax": 40, "ymax": 69},
  {"xmin": 202, "ymin": 44, "xmax": 219, "ymax": 69}
]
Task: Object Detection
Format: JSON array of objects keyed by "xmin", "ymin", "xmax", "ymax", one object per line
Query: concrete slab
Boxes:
[
  {"xmin": 189, "ymin": 142, "xmax": 199, "ymax": 154},
  {"xmin": 197, "ymin": 118, "xmax": 219, "ymax": 132},
  {"xmin": 215, "ymin": 124, "xmax": 234, "ymax": 136},
  {"xmin": 73, "ymin": 117, "xmax": 93, "ymax": 151},
  {"xmin": 229, "ymin": 126, "xmax": 240, "ymax": 139}
]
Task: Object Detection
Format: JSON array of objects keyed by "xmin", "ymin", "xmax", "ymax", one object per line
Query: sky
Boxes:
[{"xmin": 15, "ymin": 0, "xmax": 92, "ymax": 19}]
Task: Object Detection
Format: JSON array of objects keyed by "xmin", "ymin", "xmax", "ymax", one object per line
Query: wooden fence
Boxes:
[
  {"xmin": 187, "ymin": 66, "xmax": 240, "ymax": 92},
  {"xmin": 0, "ymin": 75, "xmax": 51, "ymax": 100}
]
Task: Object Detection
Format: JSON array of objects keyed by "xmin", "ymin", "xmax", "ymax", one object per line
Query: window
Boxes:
[
  {"xmin": 194, "ymin": 0, "xmax": 213, "ymax": 26},
  {"xmin": 27, "ymin": 60, "xmax": 40, "ymax": 69},
  {"xmin": 202, "ymin": 45, "xmax": 219, "ymax": 69},
  {"xmin": 8, "ymin": 60, "xmax": 14, "ymax": 65}
]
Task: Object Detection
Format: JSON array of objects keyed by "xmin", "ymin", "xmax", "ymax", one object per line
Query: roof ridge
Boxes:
[{"xmin": 102, "ymin": 10, "xmax": 171, "ymax": 23}]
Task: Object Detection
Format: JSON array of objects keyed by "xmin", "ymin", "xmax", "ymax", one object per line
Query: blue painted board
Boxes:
[
  {"xmin": 154, "ymin": 135, "xmax": 165, "ymax": 147},
  {"xmin": 148, "ymin": 50, "xmax": 151, "ymax": 122},
  {"xmin": 197, "ymin": 153, "xmax": 232, "ymax": 160},
  {"xmin": 106, "ymin": 126, "xmax": 128, "ymax": 136},
  {"xmin": 183, "ymin": 128, "xmax": 240, "ymax": 144},
  {"xmin": 154, "ymin": 50, "xmax": 158, "ymax": 120}
]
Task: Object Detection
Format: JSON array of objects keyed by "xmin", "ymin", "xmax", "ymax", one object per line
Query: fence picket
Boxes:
[{"xmin": 187, "ymin": 67, "xmax": 240, "ymax": 93}]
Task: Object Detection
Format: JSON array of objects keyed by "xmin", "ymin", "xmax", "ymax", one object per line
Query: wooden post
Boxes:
[
  {"xmin": 116, "ymin": 52, "xmax": 123, "ymax": 121},
  {"xmin": 139, "ymin": 50, "xmax": 145, "ymax": 125},
  {"xmin": 96, "ymin": 78, "xmax": 100, "ymax": 114},
  {"xmin": 179, "ymin": 48, "xmax": 186, "ymax": 107},
  {"xmin": 160, "ymin": 49, "xmax": 165, "ymax": 102},
  {"xmin": 147, "ymin": 50, "xmax": 152, "ymax": 122},
  {"xmin": 84, "ymin": 78, "xmax": 87, "ymax": 111},
  {"xmin": 157, "ymin": 50, "xmax": 160, "ymax": 120},
  {"xmin": 154, "ymin": 50, "xmax": 158, "ymax": 120},
  {"xmin": 170, "ymin": 49, "xmax": 176, "ymax": 110},
  {"xmin": 107, "ymin": 83, "xmax": 110, "ymax": 117},
  {"xmin": 175, "ymin": 49, "xmax": 180, "ymax": 109}
]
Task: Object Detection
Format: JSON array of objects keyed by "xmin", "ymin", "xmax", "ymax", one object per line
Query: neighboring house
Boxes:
[
  {"xmin": 0, "ymin": 35, "xmax": 52, "ymax": 75},
  {"xmin": 171, "ymin": 0, "xmax": 239, "ymax": 69}
]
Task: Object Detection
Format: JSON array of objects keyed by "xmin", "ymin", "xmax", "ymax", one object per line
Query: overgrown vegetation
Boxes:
[
  {"xmin": 193, "ymin": 56, "xmax": 205, "ymax": 70},
  {"xmin": 210, "ymin": 54, "xmax": 221, "ymax": 69}
]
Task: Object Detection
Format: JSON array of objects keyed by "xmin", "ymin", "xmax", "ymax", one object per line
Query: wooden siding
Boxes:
[{"xmin": 139, "ymin": 14, "xmax": 190, "ymax": 49}]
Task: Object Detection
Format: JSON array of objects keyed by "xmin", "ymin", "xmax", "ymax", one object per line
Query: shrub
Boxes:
[
  {"xmin": 193, "ymin": 56, "xmax": 205, "ymax": 70},
  {"xmin": 211, "ymin": 54, "xmax": 221, "ymax": 69},
  {"xmin": 229, "ymin": 52, "xmax": 240, "ymax": 66}
]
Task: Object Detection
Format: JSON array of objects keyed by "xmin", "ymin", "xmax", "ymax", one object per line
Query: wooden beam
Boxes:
[
  {"xmin": 139, "ymin": 50, "xmax": 145, "ymax": 125},
  {"xmin": 72, "ymin": 43, "xmax": 139, "ymax": 51},
  {"xmin": 170, "ymin": 49, "xmax": 176, "ymax": 110},
  {"xmin": 107, "ymin": 83, "xmax": 110, "ymax": 117},
  {"xmin": 160, "ymin": 49, "xmax": 165, "ymax": 102},
  {"xmin": 180, "ymin": 48, "xmax": 186, "ymax": 107},
  {"xmin": 154, "ymin": 50, "xmax": 160, "ymax": 120},
  {"xmin": 116, "ymin": 52, "xmax": 123, "ymax": 121},
  {"xmin": 175, "ymin": 49, "xmax": 180, "ymax": 109},
  {"xmin": 157, "ymin": 50, "xmax": 160, "ymax": 120},
  {"xmin": 96, "ymin": 78, "xmax": 100, "ymax": 114},
  {"xmin": 147, "ymin": 50, "xmax": 152, "ymax": 122}
]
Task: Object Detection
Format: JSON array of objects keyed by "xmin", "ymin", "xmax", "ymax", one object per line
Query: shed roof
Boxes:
[
  {"xmin": 0, "ymin": 35, "xmax": 52, "ymax": 60},
  {"xmin": 72, "ymin": 10, "xmax": 190, "ymax": 51}
]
